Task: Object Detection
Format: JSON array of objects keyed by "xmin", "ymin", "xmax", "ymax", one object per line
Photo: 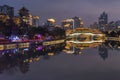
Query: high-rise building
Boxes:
[
  {"xmin": 98, "ymin": 12, "xmax": 108, "ymax": 31},
  {"xmin": 18, "ymin": 7, "xmax": 40, "ymax": 27},
  {"xmin": 73, "ymin": 16, "xmax": 83, "ymax": 28},
  {"xmin": 0, "ymin": 5, "xmax": 14, "ymax": 17},
  {"xmin": 61, "ymin": 16, "xmax": 83, "ymax": 30},
  {"xmin": 61, "ymin": 19, "xmax": 74, "ymax": 30}
]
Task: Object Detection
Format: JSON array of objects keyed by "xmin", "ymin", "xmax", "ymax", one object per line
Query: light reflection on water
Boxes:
[{"xmin": 0, "ymin": 39, "xmax": 120, "ymax": 80}]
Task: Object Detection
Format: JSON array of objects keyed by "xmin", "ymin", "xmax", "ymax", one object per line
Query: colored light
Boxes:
[{"xmin": 36, "ymin": 46, "xmax": 42, "ymax": 50}]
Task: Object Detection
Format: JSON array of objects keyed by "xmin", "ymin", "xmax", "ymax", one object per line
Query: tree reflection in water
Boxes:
[{"xmin": 0, "ymin": 42, "xmax": 65, "ymax": 74}]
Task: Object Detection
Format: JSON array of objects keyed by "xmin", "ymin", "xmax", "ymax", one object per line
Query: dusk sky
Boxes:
[{"xmin": 1, "ymin": 0, "xmax": 120, "ymax": 26}]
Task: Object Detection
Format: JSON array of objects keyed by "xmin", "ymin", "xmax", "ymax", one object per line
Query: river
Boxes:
[{"xmin": 0, "ymin": 40, "xmax": 120, "ymax": 80}]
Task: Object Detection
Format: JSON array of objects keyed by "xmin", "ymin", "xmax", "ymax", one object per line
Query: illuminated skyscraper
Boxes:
[{"xmin": 0, "ymin": 5, "xmax": 14, "ymax": 17}]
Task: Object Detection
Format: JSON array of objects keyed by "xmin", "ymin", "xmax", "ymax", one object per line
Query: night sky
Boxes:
[{"xmin": 0, "ymin": 0, "xmax": 120, "ymax": 26}]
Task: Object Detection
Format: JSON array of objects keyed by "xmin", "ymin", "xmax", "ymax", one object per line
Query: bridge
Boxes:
[
  {"xmin": 66, "ymin": 28, "xmax": 105, "ymax": 39},
  {"xmin": 67, "ymin": 33, "xmax": 104, "ymax": 36},
  {"xmin": 66, "ymin": 28, "xmax": 103, "ymax": 35},
  {"xmin": 66, "ymin": 40, "xmax": 104, "ymax": 43}
]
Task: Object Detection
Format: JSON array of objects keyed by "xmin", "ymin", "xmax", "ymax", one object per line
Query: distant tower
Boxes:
[
  {"xmin": 73, "ymin": 16, "xmax": 83, "ymax": 28},
  {"xmin": 18, "ymin": 7, "xmax": 29, "ymax": 17},
  {"xmin": 99, "ymin": 12, "xmax": 108, "ymax": 25},
  {"xmin": 0, "ymin": 5, "xmax": 14, "ymax": 17},
  {"xmin": 98, "ymin": 12, "xmax": 108, "ymax": 31}
]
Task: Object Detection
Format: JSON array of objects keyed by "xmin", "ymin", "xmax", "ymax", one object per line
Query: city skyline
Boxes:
[{"xmin": 0, "ymin": 0, "xmax": 120, "ymax": 26}]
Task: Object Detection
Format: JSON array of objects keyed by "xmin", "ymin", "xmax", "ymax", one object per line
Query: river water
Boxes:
[{"xmin": 0, "ymin": 40, "xmax": 120, "ymax": 80}]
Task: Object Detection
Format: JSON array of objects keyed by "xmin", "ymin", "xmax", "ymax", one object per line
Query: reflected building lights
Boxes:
[{"xmin": 0, "ymin": 34, "xmax": 119, "ymax": 74}]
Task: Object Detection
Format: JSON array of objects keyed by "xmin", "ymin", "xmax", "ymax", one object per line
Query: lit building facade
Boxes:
[
  {"xmin": 0, "ymin": 14, "xmax": 10, "ymax": 22},
  {"xmin": 18, "ymin": 7, "xmax": 40, "ymax": 27},
  {"xmin": 61, "ymin": 19, "xmax": 74, "ymax": 30},
  {"xmin": 44, "ymin": 18, "xmax": 56, "ymax": 27},
  {"xmin": 32, "ymin": 16, "xmax": 40, "ymax": 27},
  {"xmin": 12, "ymin": 16, "xmax": 21, "ymax": 26},
  {"xmin": 0, "ymin": 5, "xmax": 14, "ymax": 17},
  {"xmin": 61, "ymin": 16, "xmax": 83, "ymax": 30}
]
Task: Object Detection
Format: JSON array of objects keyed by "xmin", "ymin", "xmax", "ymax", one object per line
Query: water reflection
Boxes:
[
  {"xmin": 98, "ymin": 44, "xmax": 108, "ymax": 60},
  {"xmin": 0, "ymin": 37, "xmax": 120, "ymax": 74},
  {"xmin": 63, "ymin": 41, "xmax": 103, "ymax": 55},
  {"xmin": 0, "ymin": 42, "xmax": 65, "ymax": 74}
]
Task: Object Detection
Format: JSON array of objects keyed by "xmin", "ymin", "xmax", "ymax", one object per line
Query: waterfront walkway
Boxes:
[{"xmin": 0, "ymin": 39, "xmax": 65, "ymax": 51}]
